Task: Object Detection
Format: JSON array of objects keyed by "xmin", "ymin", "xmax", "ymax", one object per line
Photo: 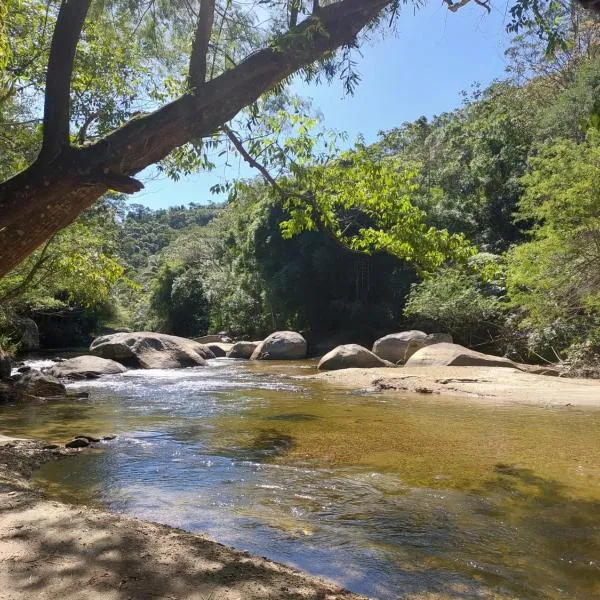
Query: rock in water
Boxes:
[
  {"xmin": 11, "ymin": 371, "xmax": 67, "ymax": 398},
  {"xmin": 227, "ymin": 341, "xmax": 260, "ymax": 359},
  {"xmin": 49, "ymin": 355, "xmax": 127, "ymax": 379},
  {"xmin": 318, "ymin": 344, "xmax": 393, "ymax": 371},
  {"xmin": 372, "ymin": 331, "xmax": 453, "ymax": 364},
  {"xmin": 251, "ymin": 331, "xmax": 307, "ymax": 360},
  {"xmin": 405, "ymin": 342, "xmax": 517, "ymax": 368},
  {"xmin": 90, "ymin": 332, "xmax": 215, "ymax": 369},
  {"xmin": 207, "ymin": 343, "xmax": 233, "ymax": 358},
  {"xmin": 65, "ymin": 437, "xmax": 90, "ymax": 448}
]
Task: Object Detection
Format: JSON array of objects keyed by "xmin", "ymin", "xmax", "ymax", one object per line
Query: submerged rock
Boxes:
[
  {"xmin": 49, "ymin": 355, "xmax": 127, "ymax": 379},
  {"xmin": 90, "ymin": 332, "xmax": 214, "ymax": 369},
  {"xmin": 373, "ymin": 331, "xmax": 453, "ymax": 364},
  {"xmin": 227, "ymin": 341, "xmax": 260, "ymax": 359},
  {"xmin": 405, "ymin": 342, "xmax": 517, "ymax": 368},
  {"xmin": 251, "ymin": 331, "xmax": 307, "ymax": 360},
  {"xmin": 318, "ymin": 344, "xmax": 393, "ymax": 371},
  {"xmin": 65, "ymin": 437, "xmax": 90, "ymax": 448}
]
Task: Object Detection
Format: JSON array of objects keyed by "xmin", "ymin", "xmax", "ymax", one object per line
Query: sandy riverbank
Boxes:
[
  {"xmin": 0, "ymin": 438, "xmax": 366, "ymax": 600},
  {"xmin": 314, "ymin": 366, "xmax": 600, "ymax": 407}
]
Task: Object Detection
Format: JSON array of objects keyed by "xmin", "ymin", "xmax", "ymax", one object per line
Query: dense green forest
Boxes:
[{"xmin": 1, "ymin": 5, "xmax": 600, "ymax": 375}]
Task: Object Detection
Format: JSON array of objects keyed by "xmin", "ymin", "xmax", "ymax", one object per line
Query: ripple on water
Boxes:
[{"xmin": 2, "ymin": 356, "xmax": 599, "ymax": 600}]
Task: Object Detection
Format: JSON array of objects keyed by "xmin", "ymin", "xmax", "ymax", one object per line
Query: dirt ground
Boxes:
[
  {"xmin": 0, "ymin": 438, "xmax": 365, "ymax": 600},
  {"xmin": 314, "ymin": 365, "xmax": 600, "ymax": 407}
]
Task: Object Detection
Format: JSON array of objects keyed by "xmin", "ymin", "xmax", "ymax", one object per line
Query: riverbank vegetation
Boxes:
[{"xmin": 1, "ymin": 2, "xmax": 600, "ymax": 374}]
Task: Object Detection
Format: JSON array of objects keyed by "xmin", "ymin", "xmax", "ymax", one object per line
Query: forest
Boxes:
[{"xmin": 2, "ymin": 2, "xmax": 599, "ymax": 377}]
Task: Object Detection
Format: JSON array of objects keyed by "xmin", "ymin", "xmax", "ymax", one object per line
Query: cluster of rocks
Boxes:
[
  {"xmin": 315, "ymin": 332, "xmax": 529, "ymax": 372},
  {"xmin": 1, "ymin": 326, "xmax": 550, "ymax": 405}
]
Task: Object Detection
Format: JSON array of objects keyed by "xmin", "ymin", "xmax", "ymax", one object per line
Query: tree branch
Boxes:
[
  {"xmin": 40, "ymin": 0, "xmax": 93, "ymax": 161},
  {"xmin": 189, "ymin": 0, "xmax": 216, "ymax": 91},
  {"xmin": 0, "ymin": 0, "xmax": 392, "ymax": 276},
  {"xmin": 223, "ymin": 125, "xmax": 364, "ymax": 255}
]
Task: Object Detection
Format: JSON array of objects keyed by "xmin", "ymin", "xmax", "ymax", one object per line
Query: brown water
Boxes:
[{"xmin": 1, "ymin": 358, "xmax": 599, "ymax": 599}]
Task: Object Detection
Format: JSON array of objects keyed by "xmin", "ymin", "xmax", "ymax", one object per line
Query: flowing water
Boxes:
[{"xmin": 1, "ymin": 358, "xmax": 599, "ymax": 599}]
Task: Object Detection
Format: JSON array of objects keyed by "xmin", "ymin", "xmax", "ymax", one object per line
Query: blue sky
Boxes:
[{"xmin": 131, "ymin": 2, "xmax": 513, "ymax": 210}]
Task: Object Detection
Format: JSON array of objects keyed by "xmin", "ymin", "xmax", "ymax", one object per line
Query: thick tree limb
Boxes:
[
  {"xmin": 189, "ymin": 0, "xmax": 216, "ymax": 91},
  {"xmin": 0, "ymin": 0, "xmax": 392, "ymax": 277},
  {"xmin": 40, "ymin": 0, "xmax": 93, "ymax": 161}
]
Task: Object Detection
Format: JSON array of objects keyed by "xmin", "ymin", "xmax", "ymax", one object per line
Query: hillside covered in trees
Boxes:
[{"xmin": 1, "ymin": 4, "xmax": 600, "ymax": 376}]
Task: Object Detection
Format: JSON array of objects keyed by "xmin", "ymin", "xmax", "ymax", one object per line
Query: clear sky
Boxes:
[{"xmin": 131, "ymin": 1, "xmax": 513, "ymax": 210}]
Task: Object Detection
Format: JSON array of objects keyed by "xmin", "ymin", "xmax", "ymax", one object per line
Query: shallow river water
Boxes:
[{"xmin": 1, "ymin": 358, "xmax": 599, "ymax": 599}]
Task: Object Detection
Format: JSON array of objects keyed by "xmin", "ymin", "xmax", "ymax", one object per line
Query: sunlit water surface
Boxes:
[{"xmin": 1, "ymin": 358, "xmax": 599, "ymax": 599}]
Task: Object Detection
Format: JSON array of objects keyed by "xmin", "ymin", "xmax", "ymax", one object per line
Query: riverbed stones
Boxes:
[
  {"xmin": 90, "ymin": 332, "xmax": 215, "ymax": 369},
  {"xmin": 405, "ymin": 342, "xmax": 517, "ymax": 368},
  {"xmin": 227, "ymin": 341, "xmax": 260, "ymax": 359},
  {"xmin": 251, "ymin": 331, "xmax": 308, "ymax": 360},
  {"xmin": 318, "ymin": 344, "xmax": 393, "ymax": 371},
  {"xmin": 48, "ymin": 355, "xmax": 127, "ymax": 379},
  {"xmin": 372, "ymin": 331, "xmax": 453, "ymax": 364}
]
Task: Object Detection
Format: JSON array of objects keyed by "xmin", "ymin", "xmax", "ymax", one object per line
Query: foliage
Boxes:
[
  {"xmin": 505, "ymin": 132, "xmax": 600, "ymax": 357},
  {"xmin": 278, "ymin": 145, "xmax": 475, "ymax": 275},
  {"xmin": 404, "ymin": 260, "xmax": 505, "ymax": 347}
]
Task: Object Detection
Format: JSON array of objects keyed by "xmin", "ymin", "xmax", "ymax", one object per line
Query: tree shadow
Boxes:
[{"xmin": 0, "ymin": 501, "xmax": 361, "ymax": 600}]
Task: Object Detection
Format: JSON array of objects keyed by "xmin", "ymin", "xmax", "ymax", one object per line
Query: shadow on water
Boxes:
[
  {"xmin": 213, "ymin": 428, "xmax": 296, "ymax": 462},
  {"xmin": 266, "ymin": 412, "xmax": 319, "ymax": 422}
]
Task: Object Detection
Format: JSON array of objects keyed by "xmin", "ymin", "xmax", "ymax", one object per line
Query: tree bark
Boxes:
[{"xmin": 0, "ymin": 0, "xmax": 392, "ymax": 278}]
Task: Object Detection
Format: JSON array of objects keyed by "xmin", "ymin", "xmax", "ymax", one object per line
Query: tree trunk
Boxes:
[{"xmin": 0, "ymin": 0, "xmax": 392, "ymax": 277}]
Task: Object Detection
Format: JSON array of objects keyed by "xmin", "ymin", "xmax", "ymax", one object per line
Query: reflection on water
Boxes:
[{"xmin": 1, "ymin": 358, "xmax": 599, "ymax": 599}]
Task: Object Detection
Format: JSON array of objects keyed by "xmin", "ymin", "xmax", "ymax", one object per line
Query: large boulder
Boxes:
[
  {"xmin": 227, "ymin": 341, "xmax": 260, "ymax": 359},
  {"xmin": 48, "ymin": 355, "xmax": 127, "ymax": 380},
  {"xmin": 90, "ymin": 332, "xmax": 214, "ymax": 369},
  {"xmin": 11, "ymin": 370, "xmax": 67, "ymax": 398},
  {"xmin": 16, "ymin": 317, "xmax": 40, "ymax": 351},
  {"xmin": 405, "ymin": 342, "xmax": 517, "ymax": 369},
  {"xmin": 372, "ymin": 331, "xmax": 453, "ymax": 364},
  {"xmin": 251, "ymin": 331, "xmax": 307, "ymax": 360},
  {"xmin": 318, "ymin": 344, "xmax": 393, "ymax": 371}
]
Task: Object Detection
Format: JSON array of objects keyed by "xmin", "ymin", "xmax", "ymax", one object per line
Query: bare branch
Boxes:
[
  {"xmin": 223, "ymin": 125, "xmax": 364, "ymax": 255},
  {"xmin": 41, "ymin": 0, "xmax": 93, "ymax": 161},
  {"xmin": 189, "ymin": 0, "xmax": 216, "ymax": 91}
]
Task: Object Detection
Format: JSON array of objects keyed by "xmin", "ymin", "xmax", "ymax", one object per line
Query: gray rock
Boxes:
[
  {"xmin": 16, "ymin": 317, "xmax": 40, "ymax": 351},
  {"xmin": 318, "ymin": 344, "xmax": 393, "ymax": 371},
  {"xmin": 405, "ymin": 342, "xmax": 517, "ymax": 368},
  {"xmin": 65, "ymin": 438, "xmax": 90, "ymax": 448},
  {"xmin": 251, "ymin": 331, "xmax": 307, "ymax": 360},
  {"xmin": 372, "ymin": 331, "xmax": 453, "ymax": 364},
  {"xmin": 207, "ymin": 342, "xmax": 233, "ymax": 358},
  {"xmin": 90, "ymin": 332, "xmax": 214, "ymax": 369},
  {"xmin": 227, "ymin": 341, "xmax": 260, "ymax": 359},
  {"xmin": 11, "ymin": 370, "xmax": 67, "ymax": 398},
  {"xmin": 49, "ymin": 355, "xmax": 127, "ymax": 379}
]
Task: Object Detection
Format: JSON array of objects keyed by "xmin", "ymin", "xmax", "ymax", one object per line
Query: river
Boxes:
[{"xmin": 1, "ymin": 357, "xmax": 599, "ymax": 599}]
